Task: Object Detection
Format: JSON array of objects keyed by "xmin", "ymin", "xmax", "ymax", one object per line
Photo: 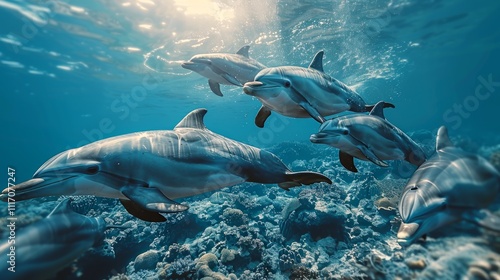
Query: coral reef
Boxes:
[{"xmin": 9, "ymin": 139, "xmax": 499, "ymax": 280}]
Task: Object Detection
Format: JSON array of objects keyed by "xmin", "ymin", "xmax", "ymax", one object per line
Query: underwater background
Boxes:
[{"xmin": 1, "ymin": 0, "xmax": 500, "ymax": 279}]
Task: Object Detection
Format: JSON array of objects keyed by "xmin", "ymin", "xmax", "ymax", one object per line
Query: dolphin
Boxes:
[
  {"xmin": 0, "ymin": 198, "xmax": 106, "ymax": 280},
  {"xmin": 242, "ymin": 50, "xmax": 395, "ymax": 127},
  {"xmin": 397, "ymin": 126, "xmax": 500, "ymax": 246},
  {"xmin": 0, "ymin": 109, "xmax": 331, "ymax": 222},
  {"xmin": 309, "ymin": 101, "xmax": 426, "ymax": 172},
  {"xmin": 181, "ymin": 45, "xmax": 266, "ymax": 96}
]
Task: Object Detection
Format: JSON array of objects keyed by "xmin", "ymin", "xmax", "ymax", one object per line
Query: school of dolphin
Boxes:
[{"xmin": 1, "ymin": 45, "xmax": 499, "ymax": 278}]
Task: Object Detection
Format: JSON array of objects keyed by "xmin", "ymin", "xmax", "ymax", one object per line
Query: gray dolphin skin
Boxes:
[
  {"xmin": 0, "ymin": 199, "xmax": 106, "ymax": 280},
  {"xmin": 181, "ymin": 45, "xmax": 266, "ymax": 96},
  {"xmin": 397, "ymin": 126, "xmax": 500, "ymax": 246},
  {"xmin": 310, "ymin": 101, "xmax": 425, "ymax": 172},
  {"xmin": 0, "ymin": 109, "xmax": 331, "ymax": 222},
  {"xmin": 242, "ymin": 50, "xmax": 394, "ymax": 127}
]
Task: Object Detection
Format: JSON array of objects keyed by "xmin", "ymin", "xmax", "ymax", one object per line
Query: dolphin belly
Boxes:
[
  {"xmin": 354, "ymin": 132, "xmax": 406, "ymax": 161},
  {"xmin": 256, "ymin": 93, "xmax": 310, "ymax": 118},
  {"xmin": 335, "ymin": 137, "xmax": 367, "ymax": 160},
  {"xmin": 148, "ymin": 160, "xmax": 247, "ymax": 199},
  {"xmin": 72, "ymin": 177, "xmax": 126, "ymax": 198},
  {"xmin": 296, "ymin": 84, "xmax": 352, "ymax": 116},
  {"xmin": 198, "ymin": 66, "xmax": 235, "ymax": 85}
]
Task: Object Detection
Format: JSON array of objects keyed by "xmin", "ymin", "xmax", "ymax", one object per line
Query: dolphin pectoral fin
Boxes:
[
  {"xmin": 339, "ymin": 151, "xmax": 358, "ymax": 173},
  {"xmin": 120, "ymin": 199, "xmax": 167, "ymax": 222},
  {"xmin": 299, "ymin": 101, "xmax": 326, "ymax": 123},
  {"xmin": 278, "ymin": 171, "xmax": 332, "ymax": 191},
  {"xmin": 121, "ymin": 186, "xmax": 189, "ymax": 213},
  {"xmin": 287, "ymin": 87, "xmax": 325, "ymax": 123},
  {"xmin": 255, "ymin": 106, "xmax": 272, "ymax": 128},
  {"xmin": 208, "ymin": 80, "xmax": 224, "ymax": 96},
  {"xmin": 358, "ymin": 146, "xmax": 389, "ymax": 167},
  {"xmin": 463, "ymin": 209, "xmax": 500, "ymax": 232}
]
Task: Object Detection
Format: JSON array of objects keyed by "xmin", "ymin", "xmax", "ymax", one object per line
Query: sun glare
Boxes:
[{"xmin": 173, "ymin": 0, "xmax": 234, "ymax": 21}]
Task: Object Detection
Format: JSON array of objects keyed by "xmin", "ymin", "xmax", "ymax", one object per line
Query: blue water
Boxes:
[
  {"xmin": 1, "ymin": 0, "xmax": 499, "ymax": 181},
  {"xmin": 0, "ymin": 0, "xmax": 500, "ymax": 278}
]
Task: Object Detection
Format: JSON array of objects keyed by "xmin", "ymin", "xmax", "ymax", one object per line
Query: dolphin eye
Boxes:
[
  {"xmin": 342, "ymin": 130, "xmax": 348, "ymax": 135},
  {"xmin": 284, "ymin": 81, "xmax": 291, "ymax": 88},
  {"xmin": 86, "ymin": 166, "xmax": 99, "ymax": 175}
]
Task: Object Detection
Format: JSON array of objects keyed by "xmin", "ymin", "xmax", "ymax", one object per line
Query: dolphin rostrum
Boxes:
[
  {"xmin": 0, "ymin": 198, "xmax": 106, "ymax": 280},
  {"xmin": 397, "ymin": 126, "xmax": 500, "ymax": 246},
  {"xmin": 0, "ymin": 109, "xmax": 331, "ymax": 222},
  {"xmin": 242, "ymin": 50, "xmax": 394, "ymax": 127},
  {"xmin": 310, "ymin": 101, "xmax": 426, "ymax": 172},
  {"xmin": 181, "ymin": 45, "xmax": 266, "ymax": 96}
]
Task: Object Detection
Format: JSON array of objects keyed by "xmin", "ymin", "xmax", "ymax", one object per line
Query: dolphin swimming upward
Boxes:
[
  {"xmin": 397, "ymin": 126, "xmax": 500, "ymax": 246},
  {"xmin": 181, "ymin": 45, "xmax": 266, "ymax": 96},
  {"xmin": 310, "ymin": 101, "xmax": 426, "ymax": 172},
  {"xmin": 242, "ymin": 50, "xmax": 394, "ymax": 127},
  {"xmin": 0, "ymin": 109, "xmax": 331, "ymax": 222},
  {"xmin": 0, "ymin": 199, "xmax": 106, "ymax": 280}
]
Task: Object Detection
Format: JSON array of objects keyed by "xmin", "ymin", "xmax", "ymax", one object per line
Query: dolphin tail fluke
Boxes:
[
  {"xmin": 365, "ymin": 102, "xmax": 395, "ymax": 112},
  {"xmin": 278, "ymin": 171, "xmax": 332, "ymax": 191}
]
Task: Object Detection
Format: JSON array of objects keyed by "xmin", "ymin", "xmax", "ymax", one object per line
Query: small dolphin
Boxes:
[
  {"xmin": 0, "ymin": 109, "xmax": 331, "ymax": 222},
  {"xmin": 310, "ymin": 101, "xmax": 426, "ymax": 172},
  {"xmin": 397, "ymin": 126, "xmax": 500, "ymax": 246},
  {"xmin": 181, "ymin": 45, "xmax": 266, "ymax": 96},
  {"xmin": 242, "ymin": 50, "xmax": 394, "ymax": 127},
  {"xmin": 0, "ymin": 199, "xmax": 106, "ymax": 280}
]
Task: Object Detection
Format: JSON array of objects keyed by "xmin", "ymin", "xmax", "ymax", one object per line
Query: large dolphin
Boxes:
[
  {"xmin": 310, "ymin": 101, "xmax": 426, "ymax": 172},
  {"xmin": 397, "ymin": 126, "xmax": 500, "ymax": 246},
  {"xmin": 0, "ymin": 198, "xmax": 106, "ymax": 280},
  {"xmin": 181, "ymin": 45, "xmax": 266, "ymax": 96},
  {"xmin": 0, "ymin": 109, "xmax": 331, "ymax": 222},
  {"xmin": 242, "ymin": 50, "xmax": 394, "ymax": 127}
]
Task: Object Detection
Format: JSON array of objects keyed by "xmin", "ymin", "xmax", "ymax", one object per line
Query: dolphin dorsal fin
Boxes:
[
  {"xmin": 48, "ymin": 198, "xmax": 73, "ymax": 217},
  {"xmin": 436, "ymin": 126, "xmax": 454, "ymax": 151},
  {"xmin": 174, "ymin": 109, "xmax": 208, "ymax": 130},
  {"xmin": 236, "ymin": 45, "xmax": 250, "ymax": 58},
  {"xmin": 369, "ymin": 101, "xmax": 387, "ymax": 119},
  {"xmin": 308, "ymin": 51, "xmax": 324, "ymax": 72}
]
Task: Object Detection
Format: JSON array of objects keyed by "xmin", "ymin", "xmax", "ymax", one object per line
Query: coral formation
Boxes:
[
  {"xmin": 134, "ymin": 250, "xmax": 159, "ymax": 271},
  {"xmin": 11, "ymin": 140, "xmax": 499, "ymax": 280}
]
